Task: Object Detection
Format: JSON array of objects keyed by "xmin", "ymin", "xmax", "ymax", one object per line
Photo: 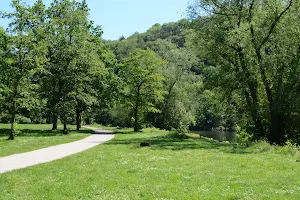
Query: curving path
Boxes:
[{"xmin": 0, "ymin": 126, "xmax": 114, "ymax": 174}]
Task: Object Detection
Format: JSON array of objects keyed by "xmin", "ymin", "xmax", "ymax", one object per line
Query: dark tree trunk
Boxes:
[
  {"xmin": 269, "ymin": 105, "xmax": 284, "ymax": 144},
  {"xmin": 254, "ymin": 116, "xmax": 264, "ymax": 139},
  {"xmin": 9, "ymin": 100, "xmax": 16, "ymax": 140},
  {"xmin": 134, "ymin": 102, "xmax": 139, "ymax": 132},
  {"xmin": 237, "ymin": 47, "xmax": 265, "ymax": 139},
  {"xmin": 63, "ymin": 119, "xmax": 68, "ymax": 134},
  {"xmin": 52, "ymin": 114, "xmax": 58, "ymax": 130},
  {"xmin": 8, "ymin": 81, "xmax": 19, "ymax": 140},
  {"xmin": 160, "ymin": 80, "xmax": 177, "ymax": 130},
  {"xmin": 134, "ymin": 82, "xmax": 143, "ymax": 132},
  {"xmin": 76, "ymin": 107, "xmax": 81, "ymax": 131}
]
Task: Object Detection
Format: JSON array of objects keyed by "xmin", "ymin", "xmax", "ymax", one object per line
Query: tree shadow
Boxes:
[
  {"xmin": 113, "ymin": 130, "xmax": 135, "ymax": 134},
  {"xmin": 0, "ymin": 128, "xmax": 93, "ymax": 137},
  {"xmin": 106, "ymin": 132, "xmax": 251, "ymax": 154},
  {"xmin": 0, "ymin": 129, "xmax": 10, "ymax": 137}
]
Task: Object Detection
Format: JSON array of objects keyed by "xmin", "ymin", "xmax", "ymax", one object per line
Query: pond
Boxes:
[{"xmin": 192, "ymin": 130, "xmax": 237, "ymax": 142}]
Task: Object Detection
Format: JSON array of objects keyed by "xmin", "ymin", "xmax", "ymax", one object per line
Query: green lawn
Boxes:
[
  {"xmin": 1, "ymin": 127, "xmax": 300, "ymax": 199},
  {"xmin": 0, "ymin": 124, "xmax": 92, "ymax": 157}
]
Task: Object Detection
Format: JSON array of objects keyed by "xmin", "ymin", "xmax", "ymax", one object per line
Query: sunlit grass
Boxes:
[{"xmin": 1, "ymin": 127, "xmax": 300, "ymax": 199}]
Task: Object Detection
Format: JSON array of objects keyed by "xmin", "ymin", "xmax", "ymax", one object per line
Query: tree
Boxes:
[
  {"xmin": 41, "ymin": 0, "xmax": 97, "ymax": 133},
  {"xmin": 1, "ymin": 0, "xmax": 47, "ymax": 140},
  {"xmin": 120, "ymin": 49, "xmax": 166, "ymax": 132},
  {"xmin": 189, "ymin": 0, "xmax": 300, "ymax": 144},
  {"xmin": 0, "ymin": 27, "xmax": 9, "ymax": 112},
  {"xmin": 146, "ymin": 40, "xmax": 200, "ymax": 130}
]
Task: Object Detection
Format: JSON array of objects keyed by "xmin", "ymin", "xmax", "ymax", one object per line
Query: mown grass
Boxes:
[
  {"xmin": 1, "ymin": 127, "xmax": 300, "ymax": 199},
  {"xmin": 0, "ymin": 124, "xmax": 92, "ymax": 157}
]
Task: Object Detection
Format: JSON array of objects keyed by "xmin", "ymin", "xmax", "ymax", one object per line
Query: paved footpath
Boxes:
[{"xmin": 0, "ymin": 126, "xmax": 114, "ymax": 174}]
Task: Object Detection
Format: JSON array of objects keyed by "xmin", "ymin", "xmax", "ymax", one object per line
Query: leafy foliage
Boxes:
[
  {"xmin": 120, "ymin": 49, "xmax": 166, "ymax": 131},
  {"xmin": 188, "ymin": 0, "xmax": 300, "ymax": 144}
]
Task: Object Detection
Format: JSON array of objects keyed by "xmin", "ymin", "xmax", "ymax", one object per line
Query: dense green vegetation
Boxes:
[
  {"xmin": 1, "ymin": 127, "xmax": 300, "ymax": 199},
  {"xmin": 0, "ymin": 124, "xmax": 91, "ymax": 157},
  {"xmin": 1, "ymin": 1, "xmax": 299, "ymax": 199},
  {"xmin": 0, "ymin": 0, "xmax": 299, "ymax": 145}
]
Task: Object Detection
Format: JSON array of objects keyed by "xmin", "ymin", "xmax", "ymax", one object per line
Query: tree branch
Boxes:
[{"xmin": 258, "ymin": 0, "xmax": 293, "ymax": 50}]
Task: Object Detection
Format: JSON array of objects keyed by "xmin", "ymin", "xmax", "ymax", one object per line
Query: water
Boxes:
[{"xmin": 192, "ymin": 131, "xmax": 237, "ymax": 142}]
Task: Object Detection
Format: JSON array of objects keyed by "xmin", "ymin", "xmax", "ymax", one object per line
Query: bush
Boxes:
[
  {"xmin": 0, "ymin": 114, "xmax": 32, "ymax": 124},
  {"xmin": 30, "ymin": 108, "xmax": 44, "ymax": 124},
  {"xmin": 0, "ymin": 114, "xmax": 11, "ymax": 123},
  {"xmin": 250, "ymin": 140, "xmax": 274, "ymax": 153},
  {"xmin": 274, "ymin": 140, "xmax": 299, "ymax": 156},
  {"xmin": 236, "ymin": 126, "xmax": 253, "ymax": 147},
  {"xmin": 16, "ymin": 115, "xmax": 32, "ymax": 124},
  {"xmin": 175, "ymin": 122, "xmax": 188, "ymax": 134},
  {"xmin": 249, "ymin": 140, "xmax": 299, "ymax": 156}
]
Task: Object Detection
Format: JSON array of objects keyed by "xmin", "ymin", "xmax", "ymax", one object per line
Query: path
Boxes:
[{"xmin": 0, "ymin": 126, "xmax": 114, "ymax": 174}]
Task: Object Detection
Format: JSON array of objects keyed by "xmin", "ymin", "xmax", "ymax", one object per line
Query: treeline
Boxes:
[{"xmin": 0, "ymin": 0, "xmax": 299, "ymax": 145}]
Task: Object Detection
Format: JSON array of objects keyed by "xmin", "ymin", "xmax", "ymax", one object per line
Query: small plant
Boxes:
[
  {"xmin": 251, "ymin": 140, "xmax": 274, "ymax": 153},
  {"xmin": 275, "ymin": 140, "xmax": 299, "ymax": 156},
  {"xmin": 13, "ymin": 123, "xmax": 20, "ymax": 137},
  {"xmin": 236, "ymin": 126, "xmax": 253, "ymax": 147},
  {"xmin": 175, "ymin": 122, "xmax": 188, "ymax": 134}
]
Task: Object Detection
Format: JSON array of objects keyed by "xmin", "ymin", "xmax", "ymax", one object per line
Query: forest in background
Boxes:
[{"xmin": 0, "ymin": 0, "xmax": 299, "ymax": 144}]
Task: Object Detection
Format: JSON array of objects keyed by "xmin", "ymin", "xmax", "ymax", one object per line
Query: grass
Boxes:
[
  {"xmin": 0, "ymin": 124, "xmax": 92, "ymax": 157},
  {"xmin": 88, "ymin": 124, "xmax": 127, "ymax": 132},
  {"xmin": 1, "ymin": 127, "xmax": 300, "ymax": 199}
]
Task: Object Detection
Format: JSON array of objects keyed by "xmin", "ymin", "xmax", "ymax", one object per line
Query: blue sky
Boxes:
[{"xmin": 0, "ymin": 0, "xmax": 188, "ymax": 40}]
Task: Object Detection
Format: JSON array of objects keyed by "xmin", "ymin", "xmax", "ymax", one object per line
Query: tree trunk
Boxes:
[
  {"xmin": 76, "ymin": 107, "xmax": 81, "ymax": 131},
  {"xmin": 63, "ymin": 119, "xmax": 68, "ymax": 134},
  {"xmin": 134, "ymin": 82, "xmax": 143, "ymax": 132},
  {"xmin": 237, "ymin": 48, "xmax": 264, "ymax": 139},
  {"xmin": 160, "ymin": 80, "xmax": 177, "ymax": 130},
  {"xmin": 9, "ymin": 98, "xmax": 17, "ymax": 140},
  {"xmin": 270, "ymin": 113, "xmax": 281, "ymax": 144},
  {"xmin": 269, "ymin": 101, "xmax": 284, "ymax": 144},
  {"xmin": 52, "ymin": 114, "xmax": 58, "ymax": 130},
  {"xmin": 134, "ymin": 102, "xmax": 139, "ymax": 132},
  {"xmin": 8, "ymin": 81, "xmax": 19, "ymax": 140}
]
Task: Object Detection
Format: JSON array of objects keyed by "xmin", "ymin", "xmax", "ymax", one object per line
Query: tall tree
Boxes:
[
  {"xmin": 0, "ymin": 27, "xmax": 10, "ymax": 114},
  {"xmin": 146, "ymin": 40, "xmax": 200, "ymax": 130},
  {"xmin": 41, "ymin": 0, "xmax": 96, "ymax": 133},
  {"xmin": 1, "ymin": 0, "xmax": 47, "ymax": 140},
  {"xmin": 120, "ymin": 49, "xmax": 166, "ymax": 132}
]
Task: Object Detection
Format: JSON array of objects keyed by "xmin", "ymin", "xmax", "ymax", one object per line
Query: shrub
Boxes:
[
  {"xmin": 175, "ymin": 122, "xmax": 188, "ymax": 134},
  {"xmin": 0, "ymin": 114, "xmax": 32, "ymax": 124},
  {"xmin": 236, "ymin": 126, "xmax": 253, "ymax": 147},
  {"xmin": 274, "ymin": 140, "xmax": 299, "ymax": 156},
  {"xmin": 250, "ymin": 140, "xmax": 274, "ymax": 153},
  {"xmin": 16, "ymin": 115, "xmax": 32, "ymax": 124},
  {"xmin": 0, "ymin": 114, "xmax": 11, "ymax": 123}
]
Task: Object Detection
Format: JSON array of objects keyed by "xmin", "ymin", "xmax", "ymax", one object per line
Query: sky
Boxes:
[{"xmin": 0, "ymin": 0, "xmax": 188, "ymax": 40}]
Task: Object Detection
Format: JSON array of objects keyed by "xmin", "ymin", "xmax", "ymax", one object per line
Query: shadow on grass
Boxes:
[
  {"xmin": 105, "ymin": 131, "xmax": 251, "ymax": 154},
  {"xmin": 113, "ymin": 130, "xmax": 135, "ymax": 134},
  {"xmin": 108, "ymin": 134, "xmax": 222, "ymax": 149},
  {"xmin": 0, "ymin": 128, "xmax": 93, "ymax": 137}
]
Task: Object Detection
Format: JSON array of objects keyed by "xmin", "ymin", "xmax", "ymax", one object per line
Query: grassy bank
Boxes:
[
  {"xmin": 0, "ymin": 124, "xmax": 92, "ymax": 157},
  {"xmin": 1, "ymin": 127, "xmax": 300, "ymax": 199}
]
